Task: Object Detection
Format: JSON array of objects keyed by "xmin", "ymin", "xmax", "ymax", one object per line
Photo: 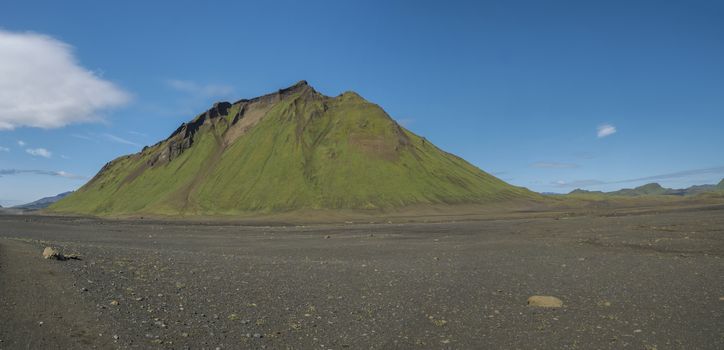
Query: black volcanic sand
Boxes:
[{"xmin": 1, "ymin": 207, "xmax": 722, "ymax": 349}]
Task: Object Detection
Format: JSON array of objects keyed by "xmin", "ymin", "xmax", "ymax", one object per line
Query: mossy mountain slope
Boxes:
[{"xmin": 51, "ymin": 81, "xmax": 534, "ymax": 216}]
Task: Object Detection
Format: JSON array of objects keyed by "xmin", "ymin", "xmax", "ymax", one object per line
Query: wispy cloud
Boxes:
[
  {"xmin": 71, "ymin": 133, "xmax": 94, "ymax": 141},
  {"xmin": 17, "ymin": 140, "xmax": 26, "ymax": 146},
  {"xmin": 166, "ymin": 79, "xmax": 234, "ymax": 98},
  {"xmin": 0, "ymin": 168, "xmax": 85, "ymax": 179},
  {"xmin": 552, "ymin": 179, "xmax": 606, "ymax": 188},
  {"xmin": 101, "ymin": 133, "xmax": 141, "ymax": 147},
  {"xmin": 609, "ymin": 166, "xmax": 724, "ymax": 184},
  {"xmin": 129, "ymin": 130, "xmax": 148, "ymax": 137},
  {"xmin": 72, "ymin": 132, "xmax": 142, "ymax": 147},
  {"xmin": 397, "ymin": 118, "xmax": 415, "ymax": 127},
  {"xmin": 0, "ymin": 30, "xmax": 130, "ymax": 130},
  {"xmin": 26, "ymin": 148, "xmax": 52, "ymax": 158},
  {"xmin": 531, "ymin": 161, "xmax": 579, "ymax": 169},
  {"xmin": 597, "ymin": 124, "xmax": 616, "ymax": 138},
  {"xmin": 0, "ymin": 146, "xmax": 8, "ymax": 152},
  {"xmin": 553, "ymin": 165, "xmax": 724, "ymax": 188}
]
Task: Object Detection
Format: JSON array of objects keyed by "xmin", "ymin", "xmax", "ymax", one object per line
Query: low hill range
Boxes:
[
  {"xmin": 51, "ymin": 81, "xmax": 536, "ymax": 216},
  {"xmin": 14, "ymin": 191, "xmax": 73, "ymax": 210},
  {"xmin": 567, "ymin": 179, "xmax": 724, "ymax": 197}
]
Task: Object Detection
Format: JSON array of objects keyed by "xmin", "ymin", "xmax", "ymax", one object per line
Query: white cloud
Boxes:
[
  {"xmin": 26, "ymin": 148, "xmax": 52, "ymax": 158},
  {"xmin": 597, "ymin": 124, "xmax": 617, "ymax": 138},
  {"xmin": 17, "ymin": 140, "xmax": 26, "ymax": 146},
  {"xmin": 166, "ymin": 79, "xmax": 234, "ymax": 98},
  {"xmin": 0, "ymin": 30, "xmax": 130, "ymax": 130},
  {"xmin": 0, "ymin": 146, "xmax": 9, "ymax": 152}
]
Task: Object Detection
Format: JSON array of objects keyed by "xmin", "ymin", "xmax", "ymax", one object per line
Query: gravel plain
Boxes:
[{"xmin": 1, "ymin": 206, "xmax": 723, "ymax": 349}]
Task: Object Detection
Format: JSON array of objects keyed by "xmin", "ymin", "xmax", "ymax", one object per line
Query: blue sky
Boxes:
[{"xmin": 1, "ymin": 0, "xmax": 723, "ymax": 205}]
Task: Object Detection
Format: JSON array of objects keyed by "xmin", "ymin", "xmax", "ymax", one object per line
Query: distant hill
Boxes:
[
  {"xmin": 14, "ymin": 191, "xmax": 73, "ymax": 210},
  {"xmin": 568, "ymin": 179, "xmax": 724, "ymax": 197},
  {"xmin": 51, "ymin": 81, "xmax": 536, "ymax": 216},
  {"xmin": 609, "ymin": 183, "xmax": 668, "ymax": 196}
]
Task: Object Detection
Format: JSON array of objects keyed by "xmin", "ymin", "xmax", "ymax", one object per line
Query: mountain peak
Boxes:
[{"xmin": 279, "ymin": 80, "xmax": 315, "ymax": 95}]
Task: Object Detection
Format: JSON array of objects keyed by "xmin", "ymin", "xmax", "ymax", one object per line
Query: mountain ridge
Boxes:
[
  {"xmin": 14, "ymin": 191, "xmax": 73, "ymax": 210},
  {"xmin": 567, "ymin": 180, "xmax": 724, "ymax": 197}
]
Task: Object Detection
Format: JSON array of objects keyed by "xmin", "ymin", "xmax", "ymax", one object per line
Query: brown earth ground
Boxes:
[{"xmin": 1, "ymin": 202, "xmax": 723, "ymax": 349}]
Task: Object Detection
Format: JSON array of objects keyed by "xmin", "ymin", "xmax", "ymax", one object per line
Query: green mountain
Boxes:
[
  {"xmin": 718, "ymin": 179, "xmax": 724, "ymax": 189},
  {"xmin": 51, "ymin": 81, "xmax": 535, "ymax": 216}
]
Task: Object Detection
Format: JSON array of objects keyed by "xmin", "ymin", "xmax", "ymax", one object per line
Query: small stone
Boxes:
[
  {"xmin": 324, "ymin": 235, "xmax": 331, "ymax": 239},
  {"xmin": 633, "ymin": 329, "xmax": 642, "ymax": 333},
  {"xmin": 110, "ymin": 300, "xmax": 119, "ymax": 306},
  {"xmin": 181, "ymin": 332, "xmax": 189, "ymax": 337},
  {"xmin": 38, "ymin": 321, "xmax": 44, "ymax": 326},
  {"xmin": 253, "ymin": 333, "xmax": 263, "ymax": 339},
  {"xmin": 113, "ymin": 335, "xmax": 119, "ymax": 340},
  {"xmin": 527, "ymin": 295, "xmax": 563, "ymax": 308}
]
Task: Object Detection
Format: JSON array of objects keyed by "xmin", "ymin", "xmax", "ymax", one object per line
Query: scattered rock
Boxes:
[
  {"xmin": 42, "ymin": 247, "xmax": 59, "ymax": 259},
  {"xmin": 42, "ymin": 247, "xmax": 81, "ymax": 260},
  {"xmin": 324, "ymin": 235, "xmax": 331, "ymax": 239},
  {"xmin": 527, "ymin": 295, "xmax": 563, "ymax": 308},
  {"xmin": 110, "ymin": 300, "xmax": 119, "ymax": 306}
]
